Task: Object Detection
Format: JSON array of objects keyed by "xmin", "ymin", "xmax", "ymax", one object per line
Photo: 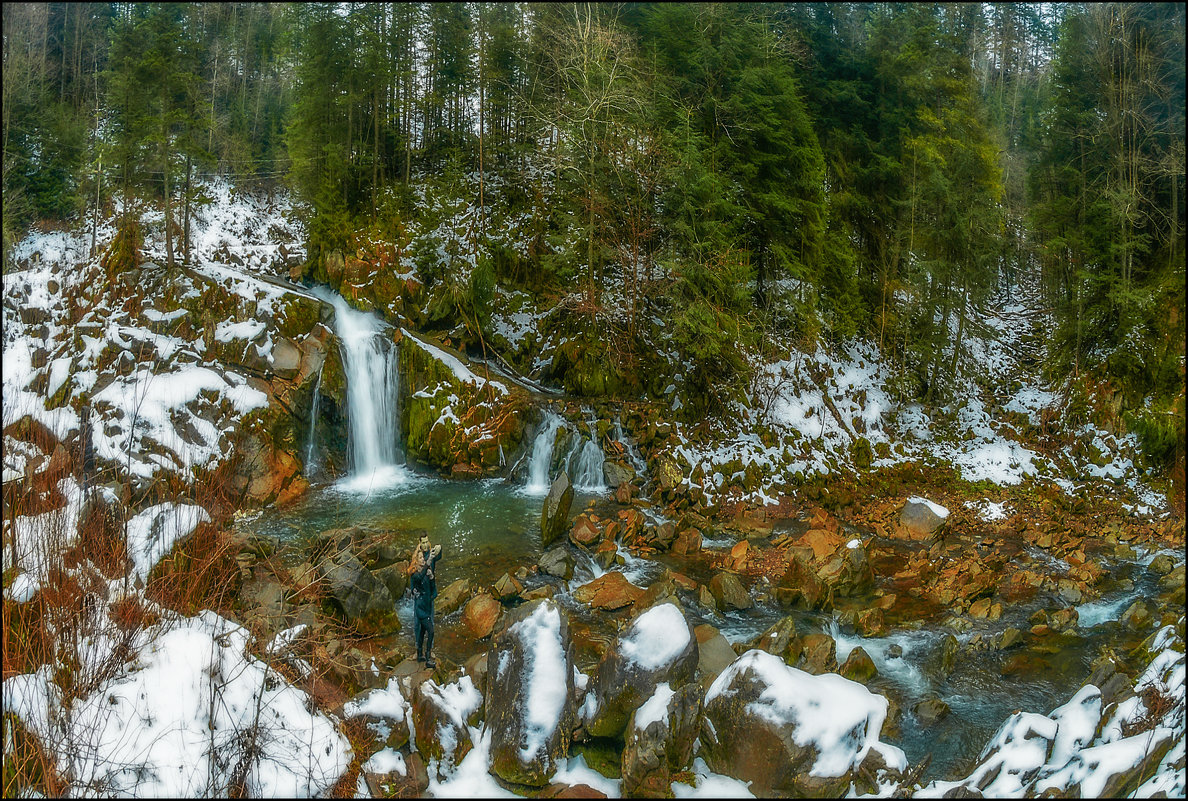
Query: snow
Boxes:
[
  {"xmin": 635, "ymin": 683, "xmax": 675, "ymax": 731},
  {"xmin": 617, "ymin": 603, "xmax": 691, "ymax": 672},
  {"xmin": 266, "ymin": 624, "xmax": 309, "ymax": 656},
  {"xmin": 671, "ymin": 757, "xmax": 756, "ymax": 798},
  {"xmin": 906, "ymin": 496, "xmax": 949, "ymax": 520},
  {"xmin": 2, "ymin": 477, "xmax": 94, "ymax": 602},
  {"xmin": 363, "ymin": 748, "xmax": 406, "ymax": 776},
  {"xmin": 214, "ymin": 319, "xmax": 267, "ymax": 343},
  {"xmin": 404, "ymin": 331, "xmax": 508, "ymax": 395},
  {"xmin": 551, "ymin": 753, "xmax": 622, "ymax": 797},
  {"xmin": 427, "ymin": 727, "xmax": 518, "ymax": 798},
  {"xmin": 124, "ymin": 503, "xmax": 211, "ymax": 584},
  {"xmin": 421, "ymin": 674, "xmax": 483, "ymax": 734},
  {"xmin": 509, "ymin": 602, "xmax": 569, "ymax": 767},
  {"xmin": 343, "ymin": 678, "xmax": 412, "ymax": 726},
  {"xmin": 705, "ymin": 649, "xmax": 903, "ymax": 779},
  {"xmin": 2, "ymin": 609, "xmax": 351, "ymax": 797}
]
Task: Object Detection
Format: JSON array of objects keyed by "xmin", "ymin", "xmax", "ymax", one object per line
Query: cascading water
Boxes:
[
  {"xmin": 303, "ymin": 365, "xmax": 323, "ymax": 478},
  {"xmin": 612, "ymin": 417, "xmax": 647, "ymax": 476},
  {"xmin": 313, "ymin": 288, "xmax": 405, "ymax": 490},
  {"xmin": 524, "ymin": 411, "xmax": 565, "ymax": 495},
  {"xmin": 566, "ymin": 418, "xmax": 607, "ymax": 492}
]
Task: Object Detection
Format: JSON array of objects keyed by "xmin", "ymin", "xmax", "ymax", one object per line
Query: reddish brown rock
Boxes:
[
  {"xmin": 463, "ymin": 593, "xmax": 501, "ymax": 639},
  {"xmin": 573, "ymin": 572, "xmax": 644, "ymax": 611},
  {"xmin": 570, "ymin": 514, "xmax": 601, "ymax": 547}
]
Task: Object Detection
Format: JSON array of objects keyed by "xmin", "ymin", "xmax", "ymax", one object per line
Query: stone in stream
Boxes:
[
  {"xmin": 603, "ymin": 460, "xmax": 634, "ymax": 489},
  {"xmin": 539, "ymin": 547, "xmax": 575, "ymax": 580},
  {"xmin": 1147, "ymin": 553, "xmax": 1175, "ymax": 576},
  {"xmin": 486, "ymin": 600, "xmax": 578, "ymax": 786},
  {"xmin": 700, "ymin": 649, "xmax": 905, "ymax": 797},
  {"xmin": 708, "ymin": 571, "xmax": 752, "ymax": 611},
  {"xmin": 913, "ymin": 697, "xmax": 951, "ymax": 728},
  {"xmin": 939, "ymin": 633, "xmax": 959, "ymax": 677},
  {"xmin": 694, "ymin": 624, "xmax": 738, "ymax": 691},
  {"xmin": 572, "ymin": 572, "xmax": 643, "ymax": 611},
  {"xmin": 897, "ymin": 498, "xmax": 948, "ymax": 540},
  {"xmin": 1119, "ymin": 599, "xmax": 1157, "ymax": 630},
  {"xmin": 1050, "ymin": 606, "xmax": 1079, "ymax": 633},
  {"xmin": 463, "ymin": 593, "xmax": 502, "ymax": 639},
  {"xmin": 620, "ymin": 682, "xmax": 703, "ymax": 797},
  {"xmin": 541, "ymin": 471, "xmax": 574, "ymax": 549},
  {"xmin": 798, "ymin": 632, "xmax": 837, "ymax": 675},
  {"xmin": 586, "ymin": 602, "xmax": 698, "ymax": 739},
  {"xmin": 753, "ymin": 616, "xmax": 800, "ymax": 666},
  {"xmin": 436, "ymin": 578, "xmax": 471, "ymax": 616},
  {"xmin": 840, "ymin": 646, "xmax": 879, "ymax": 684},
  {"xmin": 493, "ymin": 572, "xmax": 524, "ymax": 602}
]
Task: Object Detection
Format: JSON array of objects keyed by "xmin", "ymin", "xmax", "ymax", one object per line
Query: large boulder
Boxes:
[
  {"xmin": 463, "ymin": 593, "xmax": 502, "ymax": 639},
  {"xmin": 541, "ymin": 472, "xmax": 575, "ymax": 548},
  {"xmin": 587, "ymin": 603, "xmax": 698, "ymax": 738},
  {"xmin": 620, "ymin": 682, "xmax": 703, "ymax": 797},
  {"xmin": 539, "ymin": 547, "xmax": 575, "ymax": 580},
  {"xmin": 701, "ymin": 650, "xmax": 905, "ymax": 797},
  {"xmin": 572, "ymin": 572, "xmax": 643, "ymax": 611},
  {"xmin": 708, "ymin": 572, "xmax": 752, "ymax": 611},
  {"xmin": 413, "ymin": 675, "xmax": 483, "ymax": 776},
  {"xmin": 776, "ymin": 528, "xmax": 873, "ymax": 610},
  {"xmin": 694, "ymin": 624, "xmax": 738, "ymax": 691},
  {"xmin": 486, "ymin": 600, "xmax": 578, "ymax": 786},
  {"xmin": 897, "ymin": 497, "xmax": 949, "ymax": 540},
  {"xmin": 321, "ymin": 549, "xmax": 396, "ymax": 630}
]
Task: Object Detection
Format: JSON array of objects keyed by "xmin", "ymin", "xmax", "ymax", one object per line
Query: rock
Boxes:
[
  {"xmin": 670, "ymin": 527, "xmax": 701, "ymax": 555},
  {"xmin": 540, "ymin": 547, "xmax": 575, "ymax": 580},
  {"xmin": 856, "ymin": 608, "xmax": 887, "ymax": 637},
  {"xmin": 913, "ymin": 697, "xmax": 950, "ymax": 728},
  {"xmin": 592, "ymin": 541, "xmax": 618, "ymax": 570},
  {"xmin": 538, "ymin": 784, "xmax": 608, "ymax": 799},
  {"xmin": 486, "ymin": 600, "xmax": 578, "ymax": 786},
  {"xmin": 1050, "ymin": 607, "xmax": 1078, "ymax": 633},
  {"xmin": 464, "ymin": 652, "xmax": 489, "ymax": 696},
  {"xmin": 898, "ymin": 498, "xmax": 948, "ymax": 540},
  {"xmin": 587, "ymin": 602, "xmax": 698, "ymax": 738},
  {"xmin": 940, "ymin": 633, "xmax": 959, "ymax": 677},
  {"xmin": 541, "ymin": 472, "xmax": 575, "ymax": 548},
  {"xmin": 1160, "ymin": 564, "xmax": 1186, "ymax": 591},
  {"xmin": 1148, "ymin": 554, "xmax": 1175, "ymax": 576},
  {"xmin": 799, "ymin": 633, "xmax": 837, "ymax": 675},
  {"xmin": 708, "ymin": 572, "xmax": 752, "ymax": 611},
  {"xmin": 694, "ymin": 624, "xmax": 738, "ymax": 691},
  {"xmin": 436, "ymin": 578, "xmax": 471, "ymax": 616},
  {"xmin": 493, "ymin": 572, "xmax": 524, "ymax": 602},
  {"xmin": 701, "ymin": 649, "xmax": 897, "ymax": 797},
  {"xmin": 615, "ymin": 483, "xmax": 633, "ymax": 505},
  {"xmin": 969, "ymin": 597, "xmax": 992, "ymax": 619},
  {"xmin": 569, "ymin": 515, "xmax": 601, "ymax": 547},
  {"xmin": 270, "ymin": 337, "xmax": 303, "ymax": 378},
  {"xmin": 322, "ymin": 549, "xmax": 396, "ymax": 629},
  {"xmin": 997, "ymin": 628, "xmax": 1024, "ymax": 650},
  {"xmin": 754, "ymin": 617, "xmax": 800, "ymax": 665},
  {"xmin": 603, "ymin": 461, "xmax": 634, "ymax": 489},
  {"xmin": 463, "ymin": 593, "xmax": 502, "ymax": 639},
  {"xmin": 374, "ymin": 562, "xmax": 409, "ymax": 603},
  {"xmin": 621, "ymin": 682, "xmax": 703, "ymax": 797},
  {"xmin": 840, "ymin": 646, "xmax": 878, "ymax": 684},
  {"xmin": 573, "ymin": 572, "xmax": 643, "ymax": 611},
  {"xmin": 1119, "ymin": 599, "xmax": 1156, "ymax": 630},
  {"xmin": 413, "ymin": 676, "xmax": 482, "ymax": 774}
]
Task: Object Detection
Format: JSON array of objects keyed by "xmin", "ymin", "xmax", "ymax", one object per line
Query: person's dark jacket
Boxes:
[{"xmin": 410, "ymin": 547, "xmax": 442, "ymax": 617}]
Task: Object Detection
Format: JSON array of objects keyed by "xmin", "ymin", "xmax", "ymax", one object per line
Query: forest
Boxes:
[{"xmin": 2, "ymin": 3, "xmax": 1186, "ymax": 798}]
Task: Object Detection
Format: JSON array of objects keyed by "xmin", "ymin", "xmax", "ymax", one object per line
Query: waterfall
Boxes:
[
  {"xmin": 303, "ymin": 365, "xmax": 323, "ymax": 478},
  {"xmin": 566, "ymin": 417, "xmax": 607, "ymax": 493},
  {"xmin": 524, "ymin": 411, "xmax": 565, "ymax": 496},
  {"xmin": 613, "ymin": 417, "xmax": 647, "ymax": 475},
  {"xmin": 313, "ymin": 288, "xmax": 405, "ymax": 490}
]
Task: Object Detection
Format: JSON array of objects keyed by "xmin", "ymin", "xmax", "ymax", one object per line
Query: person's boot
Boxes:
[{"xmin": 424, "ymin": 652, "xmax": 436, "ymax": 669}]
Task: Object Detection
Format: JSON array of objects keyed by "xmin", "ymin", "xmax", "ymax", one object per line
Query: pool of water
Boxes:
[{"xmin": 241, "ymin": 468, "xmax": 1172, "ymax": 783}]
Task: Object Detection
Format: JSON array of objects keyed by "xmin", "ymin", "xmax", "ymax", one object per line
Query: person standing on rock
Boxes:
[{"xmin": 409, "ymin": 535, "xmax": 442, "ymax": 667}]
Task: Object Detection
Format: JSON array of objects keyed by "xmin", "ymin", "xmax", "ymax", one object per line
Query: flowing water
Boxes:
[
  {"xmin": 523, "ymin": 411, "xmax": 565, "ymax": 496},
  {"xmin": 303, "ymin": 365, "xmax": 323, "ymax": 478}
]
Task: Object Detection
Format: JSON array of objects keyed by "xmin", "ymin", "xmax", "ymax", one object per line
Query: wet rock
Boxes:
[
  {"xmin": 493, "ymin": 572, "xmax": 524, "ymax": 602},
  {"xmin": 701, "ymin": 649, "xmax": 897, "ymax": 797},
  {"xmin": 708, "ymin": 572, "xmax": 752, "ymax": 612},
  {"xmin": 463, "ymin": 593, "xmax": 502, "ymax": 639},
  {"xmin": 436, "ymin": 578, "xmax": 471, "ymax": 616},
  {"xmin": 754, "ymin": 617, "xmax": 800, "ymax": 665},
  {"xmin": 538, "ymin": 783, "xmax": 608, "ymax": 798},
  {"xmin": 1119, "ymin": 599, "xmax": 1156, "ymax": 630},
  {"xmin": 670, "ymin": 527, "xmax": 702, "ymax": 555},
  {"xmin": 1056, "ymin": 578, "xmax": 1083, "ymax": 604},
  {"xmin": 587, "ymin": 602, "xmax": 698, "ymax": 738},
  {"xmin": 570, "ymin": 514, "xmax": 601, "ymax": 547},
  {"xmin": 615, "ymin": 483, "xmax": 634, "ymax": 505},
  {"xmin": 374, "ymin": 562, "xmax": 410, "ymax": 603},
  {"xmin": 541, "ymin": 472, "xmax": 575, "ymax": 548},
  {"xmin": 856, "ymin": 608, "xmax": 887, "ymax": 637},
  {"xmin": 270, "ymin": 337, "xmax": 303, "ymax": 379},
  {"xmin": 573, "ymin": 572, "xmax": 643, "ymax": 611},
  {"xmin": 694, "ymin": 624, "xmax": 738, "ymax": 691},
  {"xmin": 486, "ymin": 600, "xmax": 578, "ymax": 786},
  {"xmin": 621, "ymin": 682, "xmax": 703, "ymax": 797},
  {"xmin": 603, "ymin": 461, "xmax": 634, "ymax": 489},
  {"xmin": 1160, "ymin": 564, "xmax": 1185, "ymax": 591},
  {"xmin": 939, "ymin": 634, "xmax": 959, "ymax": 678},
  {"xmin": 840, "ymin": 646, "xmax": 878, "ymax": 684},
  {"xmin": 997, "ymin": 627, "xmax": 1024, "ymax": 650},
  {"xmin": 653, "ymin": 521, "xmax": 677, "ymax": 549},
  {"xmin": 1050, "ymin": 607, "xmax": 1078, "ymax": 633},
  {"xmin": 637, "ymin": 577, "xmax": 679, "ymax": 612},
  {"xmin": 322, "ymin": 549, "xmax": 396, "ymax": 630},
  {"xmin": 898, "ymin": 498, "xmax": 947, "ymax": 540},
  {"xmin": 593, "ymin": 540, "xmax": 618, "ymax": 570},
  {"xmin": 799, "ymin": 633, "xmax": 837, "ymax": 675},
  {"xmin": 1148, "ymin": 554, "xmax": 1176, "ymax": 576},
  {"xmin": 914, "ymin": 697, "xmax": 951, "ymax": 728},
  {"xmin": 540, "ymin": 547, "xmax": 575, "ymax": 580},
  {"xmin": 523, "ymin": 585, "xmax": 555, "ymax": 602},
  {"xmin": 464, "ymin": 652, "xmax": 489, "ymax": 696},
  {"xmin": 413, "ymin": 676, "xmax": 482, "ymax": 775}
]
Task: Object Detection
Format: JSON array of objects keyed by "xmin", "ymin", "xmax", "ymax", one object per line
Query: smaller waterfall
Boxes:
[
  {"xmin": 524, "ymin": 411, "xmax": 565, "ymax": 495},
  {"xmin": 567, "ymin": 429, "xmax": 607, "ymax": 493},
  {"xmin": 303, "ymin": 366, "xmax": 323, "ymax": 478},
  {"xmin": 613, "ymin": 417, "xmax": 647, "ymax": 475}
]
